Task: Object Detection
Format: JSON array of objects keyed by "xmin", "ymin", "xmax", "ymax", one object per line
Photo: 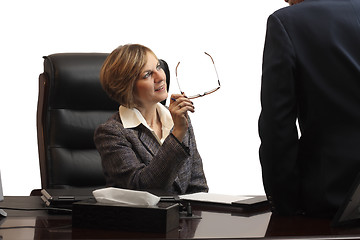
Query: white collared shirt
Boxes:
[{"xmin": 119, "ymin": 103, "xmax": 174, "ymax": 145}]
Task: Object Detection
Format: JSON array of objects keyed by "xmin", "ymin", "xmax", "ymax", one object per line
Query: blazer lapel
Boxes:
[
  {"xmin": 137, "ymin": 127, "xmax": 160, "ymax": 157},
  {"xmin": 138, "ymin": 128, "xmax": 184, "ymax": 193},
  {"xmin": 174, "ymin": 176, "xmax": 183, "ymax": 193}
]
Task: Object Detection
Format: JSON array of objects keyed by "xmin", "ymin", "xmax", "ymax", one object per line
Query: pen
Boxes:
[{"xmin": 171, "ymin": 98, "xmax": 176, "ymax": 102}]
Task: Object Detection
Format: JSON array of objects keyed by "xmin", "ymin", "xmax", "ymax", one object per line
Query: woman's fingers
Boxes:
[
  {"xmin": 169, "ymin": 94, "xmax": 195, "ymax": 141},
  {"xmin": 170, "ymin": 94, "xmax": 195, "ymax": 112}
]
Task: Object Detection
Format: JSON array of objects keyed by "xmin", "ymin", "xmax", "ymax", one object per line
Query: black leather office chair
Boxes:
[{"xmin": 37, "ymin": 53, "xmax": 170, "ymax": 190}]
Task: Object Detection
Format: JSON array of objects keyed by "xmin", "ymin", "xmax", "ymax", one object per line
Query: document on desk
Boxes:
[{"xmin": 179, "ymin": 192, "xmax": 252, "ymax": 205}]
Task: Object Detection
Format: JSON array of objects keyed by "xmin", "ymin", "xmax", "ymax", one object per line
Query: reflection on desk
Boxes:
[
  {"xmin": 2, "ymin": 196, "xmax": 360, "ymax": 239},
  {"xmin": 187, "ymin": 211, "xmax": 271, "ymax": 239}
]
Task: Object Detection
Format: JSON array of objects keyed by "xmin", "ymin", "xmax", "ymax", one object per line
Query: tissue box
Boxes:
[{"xmin": 72, "ymin": 199, "xmax": 179, "ymax": 233}]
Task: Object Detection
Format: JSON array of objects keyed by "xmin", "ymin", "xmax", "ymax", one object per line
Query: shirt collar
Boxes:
[{"xmin": 119, "ymin": 103, "xmax": 174, "ymax": 144}]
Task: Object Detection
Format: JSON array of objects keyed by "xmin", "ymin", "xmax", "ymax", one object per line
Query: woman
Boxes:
[{"xmin": 94, "ymin": 44, "xmax": 208, "ymax": 194}]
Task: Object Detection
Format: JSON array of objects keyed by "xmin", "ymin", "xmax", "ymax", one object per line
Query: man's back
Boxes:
[{"xmin": 259, "ymin": 0, "xmax": 360, "ymax": 216}]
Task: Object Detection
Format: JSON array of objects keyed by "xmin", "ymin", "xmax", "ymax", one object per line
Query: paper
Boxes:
[
  {"xmin": 93, "ymin": 187, "xmax": 160, "ymax": 206},
  {"xmin": 179, "ymin": 192, "xmax": 252, "ymax": 205}
]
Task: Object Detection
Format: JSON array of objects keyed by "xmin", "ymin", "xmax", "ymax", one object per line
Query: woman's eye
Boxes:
[
  {"xmin": 156, "ymin": 64, "xmax": 161, "ymax": 71},
  {"xmin": 143, "ymin": 71, "xmax": 152, "ymax": 79}
]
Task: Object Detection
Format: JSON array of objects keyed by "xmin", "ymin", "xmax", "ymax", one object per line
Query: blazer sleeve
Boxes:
[
  {"xmin": 259, "ymin": 13, "xmax": 301, "ymax": 214},
  {"xmin": 185, "ymin": 118, "xmax": 209, "ymax": 193},
  {"xmin": 94, "ymin": 117, "xmax": 190, "ymax": 191}
]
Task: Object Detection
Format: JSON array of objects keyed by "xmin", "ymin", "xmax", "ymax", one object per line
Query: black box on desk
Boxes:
[{"xmin": 72, "ymin": 199, "xmax": 179, "ymax": 233}]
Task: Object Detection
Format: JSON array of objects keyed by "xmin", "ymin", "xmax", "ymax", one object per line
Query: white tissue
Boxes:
[{"xmin": 93, "ymin": 187, "xmax": 160, "ymax": 206}]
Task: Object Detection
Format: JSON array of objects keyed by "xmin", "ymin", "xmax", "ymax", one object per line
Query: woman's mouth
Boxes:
[{"xmin": 155, "ymin": 85, "xmax": 165, "ymax": 92}]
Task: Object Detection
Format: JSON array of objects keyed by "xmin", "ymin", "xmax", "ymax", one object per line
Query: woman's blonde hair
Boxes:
[{"xmin": 100, "ymin": 44, "xmax": 157, "ymax": 108}]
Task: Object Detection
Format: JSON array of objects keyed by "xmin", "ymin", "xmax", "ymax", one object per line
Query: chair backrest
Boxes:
[{"xmin": 37, "ymin": 53, "xmax": 170, "ymax": 189}]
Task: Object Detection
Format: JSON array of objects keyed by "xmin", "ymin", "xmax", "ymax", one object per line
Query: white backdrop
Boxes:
[{"xmin": 1, "ymin": 0, "xmax": 286, "ymax": 196}]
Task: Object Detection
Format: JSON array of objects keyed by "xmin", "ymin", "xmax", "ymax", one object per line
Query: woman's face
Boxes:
[{"xmin": 134, "ymin": 52, "xmax": 168, "ymax": 108}]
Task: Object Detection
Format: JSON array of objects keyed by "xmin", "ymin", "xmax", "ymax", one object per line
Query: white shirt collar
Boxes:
[{"xmin": 119, "ymin": 103, "xmax": 174, "ymax": 144}]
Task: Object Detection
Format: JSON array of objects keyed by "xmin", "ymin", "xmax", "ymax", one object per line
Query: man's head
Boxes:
[{"xmin": 285, "ymin": 0, "xmax": 304, "ymax": 5}]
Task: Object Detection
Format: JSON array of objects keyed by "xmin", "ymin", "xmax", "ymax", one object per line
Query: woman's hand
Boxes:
[{"xmin": 169, "ymin": 93, "xmax": 195, "ymax": 142}]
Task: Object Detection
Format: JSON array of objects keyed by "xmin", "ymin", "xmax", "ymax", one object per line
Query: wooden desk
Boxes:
[{"xmin": 1, "ymin": 196, "xmax": 360, "ymax": 239}]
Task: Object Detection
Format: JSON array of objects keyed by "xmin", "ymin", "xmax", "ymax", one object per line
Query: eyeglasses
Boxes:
[{"xmin": 175, "ymin": 52, "xmax": 221, "ymax": 99}]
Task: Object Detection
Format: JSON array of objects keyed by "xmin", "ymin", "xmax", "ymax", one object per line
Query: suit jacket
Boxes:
[
  {"xmin": 94, "ymin": 112, "xmax": 208, "ymax": 195},
  {"xmin": 259, "ymin": 0, "xmax": 360, "ymax": 216}
]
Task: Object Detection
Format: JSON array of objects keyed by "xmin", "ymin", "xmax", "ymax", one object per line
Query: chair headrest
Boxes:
[{"xmin": 44, "ymin": 53, "xmax": 118, "ymax": 110}]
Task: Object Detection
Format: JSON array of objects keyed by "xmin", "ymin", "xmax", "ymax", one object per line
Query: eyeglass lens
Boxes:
[{"xmin": 175, "ymin": 52, "xmax": 220, "ymax": 99}]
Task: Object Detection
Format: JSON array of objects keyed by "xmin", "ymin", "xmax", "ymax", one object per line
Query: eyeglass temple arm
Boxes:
[
  {"xmin": 175, "ymin": 61, "xmax": 184, "ymax": 94},
  {"xmin": 204, "ymin": 52, "xmax": 221, "ymax": 87}
]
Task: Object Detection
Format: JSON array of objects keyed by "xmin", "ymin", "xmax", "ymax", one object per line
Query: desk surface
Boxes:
[{"xmin": 1, "ymin": 196, "xmax": 360, "ymax": 240}]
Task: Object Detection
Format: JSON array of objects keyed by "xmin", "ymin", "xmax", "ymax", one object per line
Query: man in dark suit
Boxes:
[{"xmin": 259, "ymin": 0, "xmax": 360, "ymax": 216}]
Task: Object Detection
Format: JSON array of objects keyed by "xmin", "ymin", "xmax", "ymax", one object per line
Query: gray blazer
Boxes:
[{"xmin": 94, "ymin": 112, "xmax": 208, "ymax": 194}]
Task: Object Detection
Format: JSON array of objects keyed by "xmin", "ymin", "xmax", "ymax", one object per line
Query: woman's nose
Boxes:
[{"xmin": 154, "ymin": 69, "xmax": 165, "ymax": 82}]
